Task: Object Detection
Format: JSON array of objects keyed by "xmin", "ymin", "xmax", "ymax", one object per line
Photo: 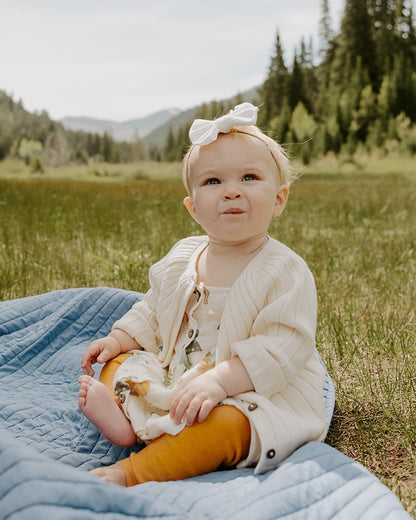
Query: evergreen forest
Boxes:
[
  {"xmin": 165, "ymin": 0, "xmax": 416, "ymax": 163},
  {"xmin": 1, "ymin": 0, "xmax": 416, "ymax": 170}
]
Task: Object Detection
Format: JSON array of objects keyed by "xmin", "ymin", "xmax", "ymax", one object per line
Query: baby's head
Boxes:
[{"xmin": 182, "ymin": 103, "xmax": 292, "ymax": 195}]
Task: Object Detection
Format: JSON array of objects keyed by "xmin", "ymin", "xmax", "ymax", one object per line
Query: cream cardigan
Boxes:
[{"xmin": 113, "ymin": 235, "xmax": 327, "ymax": 474}]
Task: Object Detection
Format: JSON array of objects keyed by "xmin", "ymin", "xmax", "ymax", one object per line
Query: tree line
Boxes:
[
  {"xmin": 1, "ymin": 0, "xmax": 415, "ymax": 169},
  {"xmin": 165, "ymin": 0, "xmax": 416, "ymax": 163},
  {"xmin": 0, "ymin": 91, "xmax": 145, "ymax": 171}
]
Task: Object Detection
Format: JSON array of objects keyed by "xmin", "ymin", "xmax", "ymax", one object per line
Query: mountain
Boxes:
[
  {"xmin": 60, "ymin": 108, "xmax": 181, "ymax": 142},
  {"xmin": 142, "ymin": 87, "xmax": 261, "ymax": 150},
  {"xmin": 60, "ymin": 87, "xmax": 260, "ymax": 149}
]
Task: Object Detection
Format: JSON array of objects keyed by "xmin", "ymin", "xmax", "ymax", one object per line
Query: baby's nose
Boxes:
[
  {"xmin": 224, "ymin": 185, "xmax": 242, "ymax": 199},
  {"xmin": 225, "ymin": 192, "xmax": 241, "ymax": 199}
]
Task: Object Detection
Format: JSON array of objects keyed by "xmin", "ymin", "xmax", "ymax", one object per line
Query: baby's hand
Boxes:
[
  {"xmin": 170, "ymin": 370, "xmax": 227, "ymax": 427},
  {"xmin": 81, "ymin": 336, "xmax": 121, "ymax": 376}
]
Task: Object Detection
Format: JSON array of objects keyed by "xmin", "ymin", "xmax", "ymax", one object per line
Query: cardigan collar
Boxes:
[{"xmin": 157, "ymin": 235, "xmax": 281, "ymax": 365}]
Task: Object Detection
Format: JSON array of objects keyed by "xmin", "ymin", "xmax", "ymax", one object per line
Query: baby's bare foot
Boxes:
[
  {"xmin": 78, "ymin": 375, "xmax": 137, "ymax": 447},
  {"xmin": 90, "ymin": 463, "xmax": 127, "ymax": 486}
]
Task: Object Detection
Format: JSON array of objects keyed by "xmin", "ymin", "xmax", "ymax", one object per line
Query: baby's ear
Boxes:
[
  {"xmin": 273, "ymin": 185, "xmax": 289, "ymax": 218},
  {"xmin": 183, "ymin": 197, "xmax": 198, "ymax": 221}
]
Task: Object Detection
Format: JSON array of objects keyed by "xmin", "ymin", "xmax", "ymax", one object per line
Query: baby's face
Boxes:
[{"xmin": 183, "ymin": 132, "xmax": 288, "ymax": 246}]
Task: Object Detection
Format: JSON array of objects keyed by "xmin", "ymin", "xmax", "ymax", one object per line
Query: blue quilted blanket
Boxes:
[{"xmin": 0, "ymin": 287, "xmax": 410, "ymax": 519}]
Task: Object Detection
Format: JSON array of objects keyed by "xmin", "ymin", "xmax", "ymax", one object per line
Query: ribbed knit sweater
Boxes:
[{"xmin": 113, "ymin": 235, "xmax": 327, "ymax": 474}]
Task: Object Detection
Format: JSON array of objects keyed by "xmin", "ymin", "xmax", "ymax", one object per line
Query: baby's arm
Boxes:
[
  {"xmin": 170, "ymin": 357, "xmax": 254, "ymax": 426},
  {"xmin": 171, "ymin": 255, "xmax": 317, "ymax": 426},
  {"xmin": 81, "ymin": 330, "xmax": 141, "ymax": 377}
]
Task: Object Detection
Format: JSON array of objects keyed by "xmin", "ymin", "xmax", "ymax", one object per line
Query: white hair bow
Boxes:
[{"xmin": 189, "ymin": 102, "xmax": 258, "ymax": 146}]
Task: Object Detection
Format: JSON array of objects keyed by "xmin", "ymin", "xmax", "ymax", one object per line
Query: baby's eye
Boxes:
[
  {"xmin": 242, "ymin": 174, "xmax": 257, "ymax": 181},
  {"xmin": 205, "ymin": 178, "xmax": 220, "ymax": 185}
]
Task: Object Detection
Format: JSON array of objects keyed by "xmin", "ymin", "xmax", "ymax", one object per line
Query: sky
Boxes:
[{"xmin": 0, "ymin": 0, "xmax": 347, "ymax": 122}]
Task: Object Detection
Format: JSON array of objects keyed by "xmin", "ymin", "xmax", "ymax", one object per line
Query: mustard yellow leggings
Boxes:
[{"xmin": 99, "ymin": 354, "xmax": 251, "ymax": 486}]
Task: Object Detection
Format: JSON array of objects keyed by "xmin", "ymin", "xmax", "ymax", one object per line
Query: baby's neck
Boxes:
[{"xmin": 197, "ymin": 235, "xmax": 268, "ymax": 287}]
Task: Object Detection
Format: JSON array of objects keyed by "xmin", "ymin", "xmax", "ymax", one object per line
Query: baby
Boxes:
[{"xmin": 79, "ymin": 103, "xmax": 327, "ymax": 486}]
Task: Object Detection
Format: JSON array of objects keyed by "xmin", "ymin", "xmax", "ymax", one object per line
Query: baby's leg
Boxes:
[
  {"xmin": 115, "ymin": 405, "xmax": 250, "ymax": 486},
  {"xmin": 78, "ymin": 375, "xmax": 137, "ymax": 447}
]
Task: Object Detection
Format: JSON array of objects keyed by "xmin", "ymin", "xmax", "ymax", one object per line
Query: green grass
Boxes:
[
  {"xmin": 0, "ymin": 162, "xmax": 415, "ymax": 516},
  {"xmin": 0, "ymin": 157, "xmax": 183, "ymax": 183},
  {"xmin": 278, "ymin": 173, "xmax": 416, "ymax": 514}
]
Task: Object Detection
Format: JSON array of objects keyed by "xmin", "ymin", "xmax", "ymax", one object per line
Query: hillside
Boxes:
[
  {"xmin": 0, "ymin": 90, "xmax": 147, "ymax": 165},
  {"xmin": 142, "ymin": 87, "xmax": 260, "ymax": 150},
  {"xmin": 61, "ymin": 108, "xmax": 181, "ymax": 142},
  {"xmin": 157, "ymin": 0, "xmax": 416, "ymax": 163},
  {"xmin": 61, "ymin": 87, "xmax": 261, "ymax": 150},
  {"xmin": 2, "ymin": 0, "xmax": 416, "ymax": 166}
]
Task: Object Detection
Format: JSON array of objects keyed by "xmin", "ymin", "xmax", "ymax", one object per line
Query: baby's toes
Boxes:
[{"xmin": 78, "ymin": 374, "xmax": 93, "ymax": 386}]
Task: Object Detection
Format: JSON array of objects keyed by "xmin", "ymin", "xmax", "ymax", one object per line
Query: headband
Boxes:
[{"xmin": 189, "ymin": 102, "xmax": 258, "ymax": 146}]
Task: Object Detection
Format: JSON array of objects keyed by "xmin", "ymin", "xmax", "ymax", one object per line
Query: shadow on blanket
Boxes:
[{"xmin": 0, "ymin": 287, "xmax": 410, "ymax": 519}]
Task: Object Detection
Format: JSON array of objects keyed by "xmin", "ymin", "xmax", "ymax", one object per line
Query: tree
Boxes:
[
  {"xmin": 369, "ymin": 0, "xmax": 397, "ymax": 74},
  {"xmin": 325, "ymin": 114, "xmax": 343, "ymax": 153},
  {"xmin": 0, "ymin": 121, "xmax": 12, "ymax": 160},
  {"xmin": 0, "ymin": 90, "xmax": 150, "ymax": 165},
  {"xmin": 370, "ymin": 0, "xmax": 416, "ymax": 75},
  {"xmin": 298, "ymin": 38, "xmax": 318, "ymax": 111},
  {"xmin": 288, "ymin": 55, "xmax": 307, "ymax": 111},
  {"xmin": 43, "ymin": 129, "xmax": 71, "ymax": 167},
  {"xmin": 260, "ymin": 32, "xmax": 289, "ymax": 127},
  {"xmin": 349, "ymin": 84, "xmax": 378, "ymax": 142},
  {"xmin": 164, "ymin": 127, "xmax": 176, "ymax": 161},
  {"xmin": 289, "ymin": 102, "xmax": 318, "ymax": 143},
  {"xmin": 318, "ymin": 0, "xmax": 334, "ymax": 58},
  {"xmin": 269, "ymin": 102, "xmax": 291, "ymax": 143},
  {"xmin": 101, "ymin": 132, "xmax": 114, "ymax": 162},
  {"xmin": 287, "ymin": 102, "xmax": 318, "ymax": 163},
  {"xmin": 18, "ymin": 138, "xmax": 43, "ymax": 166},
  {"xmin": 335, "ymin": 57, "xmax": 369, "ymax": 142},
  {"xmin": 333, "ymin": 0, "xmax": 377, "ymax": 86},
  {"xmin": 392, "ymin": 52, "xmax": 416, "ymax": 120}
]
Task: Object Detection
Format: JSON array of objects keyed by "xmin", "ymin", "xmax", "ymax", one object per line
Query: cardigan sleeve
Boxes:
[
  {"xmin": 111, "ymin": 258, "xmax": 165, "ymax": 354},
  {"xmin": 229, "ymin": 254, "xmax": 317, "ymax": 399}
]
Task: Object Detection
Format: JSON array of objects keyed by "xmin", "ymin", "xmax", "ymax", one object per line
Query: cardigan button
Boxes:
[
  {"xmin": 188, "ymin": 329, "xmax": 194, "ymax": 338},
  {"xmin": 248, "ymin": 403, "xmax": 257, "ymax": 411},
  {"xmin": 266, "ymin": 449, "xmax": 276, "ymax": 459}
]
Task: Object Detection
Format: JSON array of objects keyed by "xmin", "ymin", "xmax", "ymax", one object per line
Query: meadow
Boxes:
[{"xmin": 0, "ymin": 160, "xmax": 415, "ymax": 515}]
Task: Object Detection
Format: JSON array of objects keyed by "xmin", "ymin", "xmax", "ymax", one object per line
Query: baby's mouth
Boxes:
[{"xmin": 223, "ymin": 208, "xmax": 244, "ymax": 214}]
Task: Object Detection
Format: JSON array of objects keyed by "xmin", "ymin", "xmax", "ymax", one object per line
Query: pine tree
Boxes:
[
  {"xmin": 101, "ymin": 132, "xmax": 114, "ymax": 162},
  {"xmin": 299, "ymin": 37, "xmax": 318, "ymax": 110},
  {"xmin": 369, "ymin": 0, "xmax": 397, "ymax": 74},
  {"xmin": 370, "ymin": 0, "xmax": 416, "ymax": 75},
  {"xmin": 350, "ymin": 84, "xmax": 378, "ymax": 143},
  {"xmin": 260, "ymin": 32, "xmax": 289, "ymax": 127},
  {"xmin": 335, "ymin": 0, "xmax": 377, "ymax": 86},
  {"xmin": 269, "ymin": 101, "xmax": 291, "ymax": 143},
  {"xmin": 164, "ymin": 127, "xmax": 175, "ymax": 161},
  {"xmin": 288, "ymin": 55, "xmax": 307, "ymax": 111},
  {"xmin": 391, "ymin": 52, "xmax": 416, "ymax": 119},
  {"xmin": 318, "ymin": 0, "xmax": 333, "ymax": 58},
  {"xmin": 394, "ymin": 0, "xmax": 416, "ymax": 65}
]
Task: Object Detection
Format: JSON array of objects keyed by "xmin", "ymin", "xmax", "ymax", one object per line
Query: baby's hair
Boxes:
[{"xmin": 182, "ymin": 125, "xmax": 293, "ymax": 195}]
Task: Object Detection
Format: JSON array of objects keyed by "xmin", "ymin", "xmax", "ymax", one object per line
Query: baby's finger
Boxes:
[
  {"xmin": 169, "ymin": 394, "xmax": 179, "ymax": 418},
  {"xmin": 82, "ymin": 365, "xmax": 95, "ymax": 376},
  {"xmin": 197, "ymin": 399, "xmax": 215, "ymax": 423},
  {"xmin": 183, "ymin": 395, "xmax": 206, "ymax": 426},
  {"xmin": 96, "ymin": 351, "xmax": 110, "ymax": 364},
  {"xmin": 80, "ymin": 356, "xmax": 93, "ymax": 376},
  {"xmin": 170, "ymin": 393, "xmax": 189, "ymax": 425}
]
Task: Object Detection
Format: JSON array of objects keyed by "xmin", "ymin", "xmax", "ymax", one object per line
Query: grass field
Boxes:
[{"xmin": 0, "ymin": 160, "xmax": 415, "ymax": 515}]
